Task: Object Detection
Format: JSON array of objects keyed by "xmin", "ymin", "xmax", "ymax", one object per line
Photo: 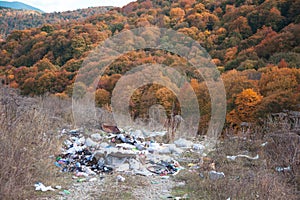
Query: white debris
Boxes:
[
  {"xmin": 75, "ymin": 137, "xmax": 85, "ymax": 145},
  {"xmin": 129, "ymin": 158, "xmax": 140, "ymax": 170},
  {"xmin": 85, "ymin": 138, "xmax": 98, "ymax": 147},
  {"xmin": 34, "ymin": 182, "xmax": 55, "ymax": 192},
  {"xmin": 209, "ymin": 171, "xmax": 225, "ymax": 180},
  {"xmin": 55, "ymin": 185, "xmax": 62, "ymax": 190},
  {"xmin": 193, "ymin": 144, "xmax": 205, "ymax": 151},
  {"xmin": 167, "ymin": 144, "xmax": 184, "ymax": 154},
  {"xmin": 64, "ymin": 139, "xmax": 73, "ymax": 147},
  {"xmin": 260, "ymin": 142, "xmax": 268, "ymax": 147},
  {"xmin": 66, "ymin": 145, "xmax": 86, "ymax": 154},
  {"xmin": 99, "ymin": 142, "xmax": 110, "ymax": 148},
  {"xmin": 89, "ymin": 177, "xmax": 97, "ymax": 182},
  {"xmin": 227, "ymin": 154, "xmax": 259, "ymax": 161},
  {"xmin": 91, "ymin": 133, "xmax": 102, "ymax": 141},
  {"xmin": 115, "ymin": 163, "xmax": 130, "ymax": 172},
  {"xmin": 116, "ymin": 143, "xmax": 136, "ymax": 150},
  {"xmin": 275, "ymin": 166, "xmax": 291, "ymax": 172},
  {"xmin": 133, "ymin": 169, "xmax": 153, "ymax": 176},
  {"xmin": 147, "ymin": 142, "xmax": 160, "ymax": 153},
  {"xmin": 116, "ymin": 175, "xmax": 126, "ymax": 182},
  {"xmin": 83, "ymin": 166, "xmax": 97, "ymax": 175}
]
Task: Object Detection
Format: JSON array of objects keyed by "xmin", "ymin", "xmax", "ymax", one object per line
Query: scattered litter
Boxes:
[
  {"xmin": 177, "ymin": 182, "xmax": 185, "ymax": 187},
  {"xmin": 151, "ymin": 181, "xmax": 159, "ymax": 184},
  {"xmin": 209, "ymin": 171, "xmax": 225, "ymax": 180},
  {"xmin": 116, "ymin": 143, "xmax": 136, "ymax": 150},
  {"xmin": 77, "ymin": 178, "xmax": 87, "ymax": 182},
  {"xmin": 101, "ymin": 124, "xmax": 121, "ymax": 134},
  {"xmin": 62, "ymin": 190, "xmax": 71, "ymax": 195},
  {"xmin": 116, "ymin": 175, "xmax": 126, "ymax": 182},
  {"xmin": 69, "ymin": 129, "xmax": 80, "ymax": 135},
  {"xmin": 275, "ymin": 166, "xmax": 291, "ymax": 172},
  {"xmin": 85, "ymin": 138, "xmax": 98, "ymax": 147},
  {"xmin": 54, "ymin": 126, "xmax": 206, "ymax": 184},
  {"xmin": 147, "ymin": 160, "xmax": 182, "ymax": 176},
  {"xmin": 89, "ymin": 177, "xmax": 97, "ymax": 182},
  {"xmin": 75, "ymin": 172, "xmax": 89, "ymax": 177},
  {"xmin": 55, "ymin": 185, "xmax": 62, "ymax": 190},
  {"xmin": 199, "ymin": 172, "xmax": 204, "ymax": 178},
  {"xmin": 227, "ymin": 154, "xmax": 259, "ymax": 161},
  {"xmin": 260, "ymin": 142, "xmax": 268, "ymax": 147},
  {"xmin": 34, "ymin": 182, "xmax": 55, "ymax": 192},
  {"xmin": 133, "ymin": 169, "xmax": 153, "ymax": 176},
  {"xmin": 173, "ymin": 193, "xmax": 189, "ymax": 200},
  {"xmin": 54, "ymin": 161, "xmax": 62, "ymax": 168}
]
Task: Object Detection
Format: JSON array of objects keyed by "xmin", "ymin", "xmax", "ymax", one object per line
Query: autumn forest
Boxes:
[{"xmin": 0, "ymin": 0, "xmax": 300, "ymax": 132}]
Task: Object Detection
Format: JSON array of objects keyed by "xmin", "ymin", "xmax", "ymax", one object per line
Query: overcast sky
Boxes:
[{"xmin": 4, "ymin": 0, "xmax": 135, "ymax": 13}]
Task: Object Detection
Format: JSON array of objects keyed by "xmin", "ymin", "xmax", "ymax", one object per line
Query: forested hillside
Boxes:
[
  {"xmin": 0, "ymin": 0, "xmax": 299, "ymax": 129},
  {"xmin": 0, "ymin": 6, "xmax": 112, "ymax": 39}
]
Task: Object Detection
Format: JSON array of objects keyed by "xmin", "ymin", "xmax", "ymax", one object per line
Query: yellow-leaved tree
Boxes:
[{"xmin": 227, "ymin": 88, "xmax": 263, "ymax": 126}]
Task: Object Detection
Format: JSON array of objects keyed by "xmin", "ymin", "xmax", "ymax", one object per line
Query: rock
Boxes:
[
  {"xmin": 174, "ymin": 138, "xmax": 193, "ymax": 148},
  {"xmin": 91, "ymin": 133, "xmax": 102, "ymax": 141},
  {"xmin": 85, "ymin": 138, "xmax": 98, "ymax": 147}
]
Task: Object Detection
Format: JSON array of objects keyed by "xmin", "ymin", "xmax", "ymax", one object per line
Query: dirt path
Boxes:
[{"xmin": 47, "ymin": 173, "xmax": 177, "ymax": 200}]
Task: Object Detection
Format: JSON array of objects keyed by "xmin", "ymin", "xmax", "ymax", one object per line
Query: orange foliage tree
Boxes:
[{"xmin": 227, "ymin": 88, "xmax": 262, "ymax": 126}]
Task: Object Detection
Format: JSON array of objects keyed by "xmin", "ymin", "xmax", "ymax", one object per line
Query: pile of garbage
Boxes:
[{"xmin": 54, "ymin": 125, "xmax": 207, "ymax": 179}]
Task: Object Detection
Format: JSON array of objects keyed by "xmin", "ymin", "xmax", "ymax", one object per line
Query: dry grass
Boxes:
[
  {"xmin": 0, "ymin": 87, "xmax": 72, "ymax": 199},
  {"xmin": 173, "ymin": 132, "xmax": 299, "ymax": 200}
]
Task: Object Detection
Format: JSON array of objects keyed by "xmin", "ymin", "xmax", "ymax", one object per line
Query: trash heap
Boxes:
[{"xmin": 54, "ymin": 125, "xmax": 206, "ymax": 179}]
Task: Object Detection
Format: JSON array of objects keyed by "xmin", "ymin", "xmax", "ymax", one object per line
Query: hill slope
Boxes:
[
  {"xmin": 0, "ymin": 6, "xmax": 112, "ymax": 38},
  {"xmin": 0, "ymin": 0, "xmax": 299, "ymax": 126},
  {"xmin": 0, "ymin": 1, "xmax": 44, "ymax": 12}
]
